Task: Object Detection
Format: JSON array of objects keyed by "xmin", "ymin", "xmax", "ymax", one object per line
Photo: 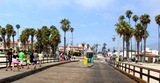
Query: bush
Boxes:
[{"xmin": 73, "ymin": 52, "xmax": 81, "ymax": 56}]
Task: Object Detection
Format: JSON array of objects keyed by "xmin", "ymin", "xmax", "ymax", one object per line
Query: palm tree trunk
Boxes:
[
  {"xmin": 123, "ymin": 36, "xmax": 125, "ymax": 60},
  {"xmin": 126, "ymin": 41, "xmax": 130, "ymax": 59},
  {"xmin": 64, "ymin": 32, "xmax": 66, "ymax": 55},
  {"xmin": 3, "ymin": 37, "xmax": 7, "ymax": 67},
  {"xmin": 2, "ymin": 37, "xmax": 6, "ymax": 52},
  {"xmin": 143, "ymin": 37, "xmax": 146, "ymax": 62},
  {"xmin": 158, "ymin": 25, "xmax": 160, "ymax": 58},
  {"xmin": 72, "ymin": 32, "xmax": 73, "ymax": 54},
  {"xmin": 131, "ymin": 38, "xmax": 132, "ymax": 59},
  {"xmin": 12, "ymin": 36, "xmax": 14, "ymax": 49},
  {"xmin": 31, "ymin": 36, "xmax": 33, "ymax": 52},
  {"xmin": 137, "ymin": 41, "xmax": 140, "ymax": 61},
  {"xmin": 24, "ymin": 42, "xmax": 26, "ymax": 51},
  {"xmin": 135, "ymin": 22, "xmax": 137, "ymax": 55}
]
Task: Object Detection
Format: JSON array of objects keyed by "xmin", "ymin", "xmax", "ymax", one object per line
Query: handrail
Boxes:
[{"xmin": 112, "ymin": 62, "xmax": 160, "ymax": 83}]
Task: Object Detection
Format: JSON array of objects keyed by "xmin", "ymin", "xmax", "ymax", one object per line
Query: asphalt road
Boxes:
[{"xmin": 12, "ymin": 61, "xmax": 137, "ymax": 83}]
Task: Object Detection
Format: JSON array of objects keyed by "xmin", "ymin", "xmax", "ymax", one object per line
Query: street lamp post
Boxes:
[{"xmin": 112, "ymin": 35, "xmax": 116, "ymax": 53}]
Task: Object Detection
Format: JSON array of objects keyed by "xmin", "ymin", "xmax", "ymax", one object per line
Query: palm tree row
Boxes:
[
  {"xmin": 0, "ymin": 18, "xmax": 75, "ymax": 56},
  {"xmin": 0, "ymin": 24, "xmax": 61, "ymax": 56},
  {"xmin": 115, "ymin": 10, "xmax": 159, "ymax": 62}
]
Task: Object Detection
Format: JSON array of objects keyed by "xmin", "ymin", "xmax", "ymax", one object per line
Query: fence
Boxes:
[
  {"xmin": 111, "ymin": 62, "xmax": 160, "ymax": 83},
  {"xmin": 0, "ymin": 55, "xmax": 57, "ymax": 68}
]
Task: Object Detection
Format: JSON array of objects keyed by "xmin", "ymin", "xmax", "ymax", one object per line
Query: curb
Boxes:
[{"xmin": 0, "ymin": 60, "xmax": 79, "ymax": 83}]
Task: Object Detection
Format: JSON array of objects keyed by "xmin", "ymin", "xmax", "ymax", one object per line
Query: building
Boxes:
[{"xmin": 0, "ymin": 41, "xmax": 32, "ymax": 52}]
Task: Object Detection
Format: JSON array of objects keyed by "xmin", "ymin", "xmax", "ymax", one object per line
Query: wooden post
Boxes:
[
  {"xmin": 140, "ymin": 68, "xmax": 142, "ymax": 79},
  {"xmin": 133, "ymin": 66, "xmax": 135, "ymax": 76},
  {"xmin": 148, "ymin": 70, "xmax": 150, "ymax": 82}
]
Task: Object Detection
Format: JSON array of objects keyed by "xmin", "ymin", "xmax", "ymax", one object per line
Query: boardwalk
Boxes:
[{"xmin": 12, "ymin": 61, "xmax": 136, "ymax": 83}]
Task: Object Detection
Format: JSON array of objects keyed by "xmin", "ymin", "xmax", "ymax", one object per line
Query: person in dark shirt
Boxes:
[
  {"xmin": 6, "ymin": 48, "xmax": 13, "ymax": 71},
  {"xmin": 30, "ymin": 53, "xmax": 34, "ymax": 70}
]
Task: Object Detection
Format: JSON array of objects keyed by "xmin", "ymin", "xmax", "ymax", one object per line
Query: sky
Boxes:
[{"xmin": 0, "ymin": 0, "xmax": 160, "ymax": 51}]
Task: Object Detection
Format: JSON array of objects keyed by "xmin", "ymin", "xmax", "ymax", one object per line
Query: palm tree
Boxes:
[
  {"xmin": 155, "ymin": 15, "xmax": 160, "ymax": 56},
  {"xmin": 11, "ymin": 30, "xmax": 16, "ymax": 49},
  {"xmin": 50, "ymin": 25, "xmax": 61, "ymax": 58},
  {"xmin": 16, "ymin": 24, "xmax": 20, "ymax": 50},
  {"xmin": 134, "ymin": 23, "xmax": 143, "ymax": 61},
  {"xmin": 119, "ymin": 15, "xmax": 125, "ymax": 21},
  {"xmin": 36, "ymin": 29, "xmax": 43, "ymax": 53},
  {"xmin": 87, "ymin": 44, "xmax": 90, "ymax": 50},
  {"xmin": 132, "ymin": 15, "xmax": 139, "ymax": 26},
  {"xmin": 142, "ymin": 30, "xmax": 149, "ymax": 60},
  {"xmin": 125, "ymin": 10, "xmax": 133, "ymax": 24},
  {"xmin": 6, "ymin": 24, "xmax": 14, "ymax": 49},
  {"xmin": 60, "ymin": 18, "xmax": 71, "ymax": 54},
  {"xmin": 140, "ymin": 14, "xmax": 151, "ymax": 62},
  {"xmin": 118, "ymin": 15, "xmax": 125, "ymax": 59},
  {"xmin": 1, "ymin": 27, "xmax": 7, "ymax": 67},
  {"xmin": 124, "ymin": 24, "xmax": 134, "ymax": 58},
  {"xmin": 1, "ymin": 28, "xmax": 6, "ymax": 52},
  {"xmin": 20, "ymin": 31, "xmax": 26, "ymax": 51},
  {"xmin": 95, "ymin": 43, "xmax": 100, "ymax": 53},
  {"xmin": 70, "ymin": 27, "xmax": 74, "ymax": 53},
  {"xmin": 115, "ymin": 20, "xmax": 126, "ymax": 59},
  {"xmin": 132, "ymin": 15, "xmax": 139, "ymax": 56},
  {"xmin": 82, "ymin": 43, "xmax": 85, "ymax": 56},
  {"xmin": 16, "ymin": 24, "xmax": 20, "ymax": 40},
  {"xmin": 116, "ymin": 20, "xmax": 134, "ymax": 58},
  {"xmin": 102, "ymin": 43, "xmax": 107, "ymax": 55},
  {"xmin": 126, "ymin": 10, "xmax": 133, "ymax": 59},
  {"xmin": 41, "ymin": 26, "xmax": 50, "ymax": 54},
  {"xmin": 25, "ymin": 28, "xmax": 30, "ymax": 51},
  {"xmin": 29, "ymin": 28, "xmax": 36, "ymax": 52}
]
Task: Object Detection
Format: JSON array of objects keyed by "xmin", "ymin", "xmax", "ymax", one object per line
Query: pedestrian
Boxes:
[
  {"xmin": 26, "ymin": 53, "xmax": 31, "ymax": 69},
  {"xmin": 68, "ymin": 54, "xmax": 71, "ymax": 61},
  {"xmin": 12, "ymin": 50, "xmax": 20, "ymax": 71},
  {"xmin": 30, "ymin": 52, "xmax": 34, "ymax": 70},
  {"xmin": 33, "ymin": 50, "xmax": 38, "ymax": 69},
  {"xmin": 6, "ymin": 48, "xmax": 13, "ymax": 71},
  {"xmin": 18, "ymin": 50, "xmax": 25, "ymax": 69},
  {"xmin": 38, "ymin": 52, "xmax": 43, "ymax": 67}
]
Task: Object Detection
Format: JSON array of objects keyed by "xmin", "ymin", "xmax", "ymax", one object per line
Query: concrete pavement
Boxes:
[
  {"xmin": 0, "ymin": 60, "xmax": 79, "ymax": 83},
  {"xmin": 12, "ymin": 61, "xmax": 137, "ymax": 83}
]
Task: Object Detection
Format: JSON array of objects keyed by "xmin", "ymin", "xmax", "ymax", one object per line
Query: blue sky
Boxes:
[{"xmin": 0, "ymin": 0, "xmax": 160, "ymax": 51}]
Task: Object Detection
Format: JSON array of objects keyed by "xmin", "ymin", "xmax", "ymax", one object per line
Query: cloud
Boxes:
[{"xmin": 74, "ymin": 0, "xmax": 114, "ymax": 11}]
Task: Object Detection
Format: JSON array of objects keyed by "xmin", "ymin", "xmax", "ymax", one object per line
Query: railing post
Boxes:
[
  {"xmin": 125, "ymin": 64, "xmax": 127, "ymax": 72},
  {"xmin": 140, "ymin": 68, "xmax": 142, "ymax": 79},
  {"xmin": 148, "ymin": 70, "xmax": 150, "ymax": 83},
  {"xmin": 133, "ymin": 66, "xmax": 135, "ymax": 76},
  {"xmin": 128, "ymin": 65, "xmax": 130, "ymax": 73},
  {"xmin": 159, "ymin": 73, "xmax": 160, "ymax": 83},
  {"xmin": 122, "ymin": 63, "xmax": 123, "ymax": 70}
]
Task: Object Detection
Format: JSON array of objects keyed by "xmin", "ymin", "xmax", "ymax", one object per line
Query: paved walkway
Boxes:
[
  {"xmin": 0, "ymin": 60, "xmax": 77, "ymax": 83},
  {"xmin": 12, "ymin": 61, "xmax": 137, "ymax": 83}
]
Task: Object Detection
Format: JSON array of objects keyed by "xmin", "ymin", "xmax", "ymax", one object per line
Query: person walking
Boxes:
[
  {"xmin": 30, "ymin": 52, "xmax": 34, "ymax": 70},
  {"xmin": 12, "ymin": 50, "xmax": 20, "ymax": 71},
  {"xmin": 26, "ymin": 54, "xmax": 31, "ymax": 69},
  {"xmin": 18, "ymin": 50, "xmax": 25, "ymax": 69},
  {"xmin": 38, "ymin": 52, "xmax": 43, "ymax": 67},
  {"xmin": 6, "ymin": 48, "xmax": 13, "ymax": 71},
  {"xmin": 33, "ymin": 50, "xmax": 38, "ymax": 69}
]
